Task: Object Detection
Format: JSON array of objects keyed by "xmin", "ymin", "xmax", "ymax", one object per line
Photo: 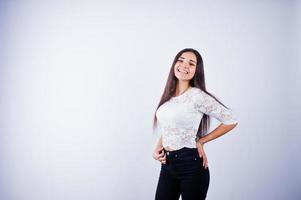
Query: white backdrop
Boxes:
[{"xmin": 1, "ymin": 1, "xmax": 300, "ymax": 200}]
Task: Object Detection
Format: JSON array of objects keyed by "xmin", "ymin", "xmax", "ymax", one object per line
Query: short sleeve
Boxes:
[{"xmin": 192, "ymin": 89, "xmax": 238, "ymax": 125}]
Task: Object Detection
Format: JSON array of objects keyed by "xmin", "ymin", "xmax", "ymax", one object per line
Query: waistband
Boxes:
[{"xmin": 163, "ymin": 147, "xmax": 198, "ymax": 157}]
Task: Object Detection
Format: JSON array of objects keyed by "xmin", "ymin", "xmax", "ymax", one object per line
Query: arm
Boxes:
[
  {"xmin": 195, "ymin": 121, "xmax": 238, "ymax": 169},
  {"xmin": 197, "ymin": 122, "xmax": 238, "ymax": 145},
  {"xmin": 193, "ymin": 89, "xmax": 239, "ymax": 145},
  {"xmin": 153, "ymin": 135, "xmax": 166, "ymax": 164},
  {"xmin": 154, "ymin": 135, "xmax": 163, "ymax": 149}
]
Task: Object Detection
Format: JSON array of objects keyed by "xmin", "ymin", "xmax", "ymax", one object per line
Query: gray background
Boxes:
[{"xmin": 1, "ymin": 0, "xmax": 300, "ymax": 199}]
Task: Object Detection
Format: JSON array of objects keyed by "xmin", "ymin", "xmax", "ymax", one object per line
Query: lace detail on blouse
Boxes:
[
  {"xmin": 155, "ymin": 87, "xmax": 238, "ymax": 151},
  {"xmin": 192, "ymin": 89, "xmax": 238, "ymax": 125}
]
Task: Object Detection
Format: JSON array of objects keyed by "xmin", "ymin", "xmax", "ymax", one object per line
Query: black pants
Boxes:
[{"xmin": 155, "ymin": 147, "xmax": 210, "ymax": 200}]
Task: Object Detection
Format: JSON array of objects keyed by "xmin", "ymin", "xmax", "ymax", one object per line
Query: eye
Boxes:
[
  {"xmin": 189, "ymin": 63, "xmax": 195, "ymax": 66},
  {"xmin": 178, "ymin": 60, "xmax": 183, "ymax": 62}
]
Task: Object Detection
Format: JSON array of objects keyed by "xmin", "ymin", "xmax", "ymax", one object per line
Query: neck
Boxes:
[{"xmin": 175, "ymin": 81, "xmax": 191, "ymax": 96}]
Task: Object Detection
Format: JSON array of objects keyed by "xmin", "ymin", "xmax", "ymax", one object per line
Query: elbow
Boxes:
[
  {"xmin": 222, "ymin": 121, "xmax": 238, "ymax": 129},
  {"xmin": 230, "ymin": 121, "xmax": 238, "ymax": 130}
]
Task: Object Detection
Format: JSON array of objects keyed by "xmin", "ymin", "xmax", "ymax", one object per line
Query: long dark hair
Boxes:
[{"xmin": 153, "ymin": 48, "xmax": 230, "ymax": 140}]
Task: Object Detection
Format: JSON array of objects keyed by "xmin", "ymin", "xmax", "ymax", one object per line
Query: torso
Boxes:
[{"xmin": 164, "ymin": 146, "xmax": 176, "ymax": 151}]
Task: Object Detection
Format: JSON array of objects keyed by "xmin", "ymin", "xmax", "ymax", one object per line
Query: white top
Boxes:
[{"xmin": 155, "ymin": 87, "xmax": 238, "ymax": 150}]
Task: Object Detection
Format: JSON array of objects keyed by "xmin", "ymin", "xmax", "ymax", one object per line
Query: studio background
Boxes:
[{"xmin": 1, "ymin": 1, "xmax": 300, "ymax": 200}]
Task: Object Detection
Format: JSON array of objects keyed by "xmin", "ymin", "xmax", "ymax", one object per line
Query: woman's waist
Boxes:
[
  {"xmin": 162, "ymin": 136, "xmax": 198, "ymax": 150},
  {"xmin": 163, "ymin": 146, "xmax": 198, "ymax": 157},
  {"xmin": 162, "ymin": 147, "xmax": 200, "ymax": 166}
]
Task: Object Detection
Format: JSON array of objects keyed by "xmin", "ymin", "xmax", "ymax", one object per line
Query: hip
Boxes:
[{"xmin": 162, "ymin": 147, "xmax": 209, "ymax": 174}]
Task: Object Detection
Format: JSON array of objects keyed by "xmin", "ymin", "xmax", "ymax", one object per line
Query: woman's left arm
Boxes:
[
  {"xmin": 197, "ymin": 122, "xmax": 238, "ymax": 145},
  {"xmin": 193, "ymin": 89, "xmax": 239, "ymax": 168},
  {"xmin": 196, "ymin": 122, "xmax": 238, "ymax": 169},
  {"xmin": 193, "ymin": 89, "xmax": 239, "ymax": 144}
]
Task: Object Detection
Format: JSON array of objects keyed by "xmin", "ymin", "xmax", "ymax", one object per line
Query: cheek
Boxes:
[
  {"xmin": 174, "ymin": 66, "xmax": 179, "ymax": 73},
  {"xmin": 190, "ymin": 68, "xmax": 196, "ymax": 75}
]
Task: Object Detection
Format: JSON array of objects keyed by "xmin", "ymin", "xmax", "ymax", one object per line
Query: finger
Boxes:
[
  {"xmin": 158, "ymin": 154, "xmax": 164, "ymax": 160},
  {"xmin": 198, "ymin": 149, "xmax": 202, "ymax": 158},
  {"xmin": 203, "ymin": 158, "xmax": 208, "ymax": 168},
  {"xmin": 198, "ymin": 148, "xmax": 204, "ymax": 156},
  {"xmin": 156, "ymin": 152, "xmax": 164, "ymax": 160},
  {"xmin": 203, "ymin": 161, "xmax": 208, "ymax": 168},
  {"xmin": 159, "ymin": 154, "xmax": 166, "ymax": 161},
  {"xmin": 156, "ymin": 151, "xmax": 164, "ymax": 158},
  {"xmin": 197, "ymin": 150, "xmax": 203, "ymax": 158},
  {"xmin": 153, "ymin": 153, "xmax": 159, "ymax": 160},
  {"xmin": 157, "ymin": 149, "xmax": 163, "ymax": 154},
  {"xmin": 155, "ymin": 147, "xmax": 163, "ymax": 153},
  {"xmin": 157, "ymin": 148, "xmax": 163, "ymax": 154},
  {"xmin": 156, "ymin": 151, "xmax": 162, "ymax": 157},
  {"xmin": 159, "ymin": 150, "xmax": 165, "ymax": 156},
  {"xmin": 202, "ymin": 156, "xmax": 206, "ymax": 166},
  {"xmin": 158, "ymin": 153, "xmax": 165, "ymax": 160}
]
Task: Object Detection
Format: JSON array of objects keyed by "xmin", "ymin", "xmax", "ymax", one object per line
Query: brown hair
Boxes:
[{"xmin": 152, "ymin": 48, "xmax": 229, "ymax": 140}]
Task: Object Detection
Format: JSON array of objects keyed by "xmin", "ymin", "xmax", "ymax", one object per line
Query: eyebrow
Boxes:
[{"xmin": 179, "ymin": 56, "xmax": 197, "ymax": 64}]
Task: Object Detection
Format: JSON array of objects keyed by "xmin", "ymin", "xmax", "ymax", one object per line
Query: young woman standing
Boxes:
[{"xmin": 152, "ymin": 48, "xmax": 238, "ymax": 200}]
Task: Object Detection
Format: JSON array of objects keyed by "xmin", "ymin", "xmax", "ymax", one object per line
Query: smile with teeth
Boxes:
[{"xmin": 177, "ymin": 67, "xmax": 189, "ymax": 74}]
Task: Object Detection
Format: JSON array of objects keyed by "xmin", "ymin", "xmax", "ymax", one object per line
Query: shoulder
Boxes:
[
  {"xmin": 189, "ymin": 87, "xmax": 205, "ymax": 97},
  {"xmin": 190, "ymin": 87, "xmax": 202, "ymax": 93},
  {"xmin": 189, "ymin": 87, "xmax": 206, "ymax": 102},
  {"xmin": 189, "ymin": 87, "xmax": 216, "ymax": 103}
]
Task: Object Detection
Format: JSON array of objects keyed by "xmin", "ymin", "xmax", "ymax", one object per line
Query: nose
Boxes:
[
  {"xmin": 180, "ymin": 61, "xmax": 188, "ymax": 68},
  {"xmin": 182, "ymin": 62, "xmax": 189, "ymax": 69}
]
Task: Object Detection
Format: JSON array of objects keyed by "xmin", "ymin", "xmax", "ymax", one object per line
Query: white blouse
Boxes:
[{"xmin": 155, "ymin": 87, "xmax": 238, "ymax": 150}]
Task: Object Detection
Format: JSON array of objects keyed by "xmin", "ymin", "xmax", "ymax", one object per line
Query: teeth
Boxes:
[{"xmin": 177, "ymin": 68, "xmax": 188, "ymax": 74}]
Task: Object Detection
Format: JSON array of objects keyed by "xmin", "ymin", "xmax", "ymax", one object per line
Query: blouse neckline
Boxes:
[{"xmin": 171, "ymin": 86, "xmax": 193, "ymax": 99}]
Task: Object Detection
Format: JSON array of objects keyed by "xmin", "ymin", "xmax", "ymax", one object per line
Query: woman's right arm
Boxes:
[
  {"xmin": 155, "ymin": 135, "xmax": 163, "ymax": 149},
  {"xmin": 152, "ymin": 136, "xmax": 166, "ymax": 164}
]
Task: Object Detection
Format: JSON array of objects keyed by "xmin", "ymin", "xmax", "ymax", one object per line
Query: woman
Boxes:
[{"xmin": 152, "ymin": 48, "xmax": 238, "ymax": 200}]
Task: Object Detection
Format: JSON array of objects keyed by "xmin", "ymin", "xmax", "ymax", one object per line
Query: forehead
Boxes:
[{"xmin": 179, "ymin": 52, "xmax": 197, "ymax": 62}]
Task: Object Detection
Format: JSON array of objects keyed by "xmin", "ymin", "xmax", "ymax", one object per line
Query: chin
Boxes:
[{"xmin": 177, "ymin": 77, "xmax": 192, "ymax": 81}]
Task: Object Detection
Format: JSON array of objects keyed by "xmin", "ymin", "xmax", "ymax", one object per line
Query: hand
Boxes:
[
  {"xmin": 152, "ymin": 146, "xmax": 166, "ymax": 164},
  {"xmin": 196, "ymin": 141, "xmax": 209, "ymax": 169}
]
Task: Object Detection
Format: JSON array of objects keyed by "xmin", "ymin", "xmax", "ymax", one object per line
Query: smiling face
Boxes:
[{"xmin": 174, "ymin": 51, "xmax": 197, "ymax": 81}]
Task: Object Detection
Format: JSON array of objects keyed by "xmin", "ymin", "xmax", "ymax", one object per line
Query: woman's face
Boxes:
[{"xmin": 174, "ymin": 51, "xmax": 197, "ymax": 81}]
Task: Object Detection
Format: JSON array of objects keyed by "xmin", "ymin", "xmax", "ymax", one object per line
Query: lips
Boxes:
[{"xmin": 177, "ymin": 67, "xmax": 189, "ymax": 74}]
